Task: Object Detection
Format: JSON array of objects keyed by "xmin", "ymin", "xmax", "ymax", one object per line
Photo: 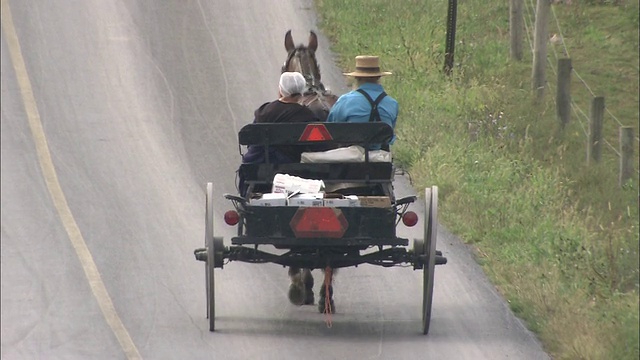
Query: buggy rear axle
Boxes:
[{"xmin": 194, "ymin": 245, "xmax": 447, "ymax": 270}]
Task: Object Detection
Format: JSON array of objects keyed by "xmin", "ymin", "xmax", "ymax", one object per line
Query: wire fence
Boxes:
[{"xmin": 522, "ymin": 0, "xmax": 639, "ymax": 178}]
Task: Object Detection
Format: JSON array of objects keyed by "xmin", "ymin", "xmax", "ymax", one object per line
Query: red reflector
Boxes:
[
  {"xmin": 224, "ymin": 210, "xmax": 240, "ymax": 226},
  {"xmin": 290, "ymin": 207, "xmax": 348, "ymax": 238},
  {"xmin": 299, "ymin": 124, "xmax": 333, "ymax": 142},
  {"xmin": 402, "ymin": 211, "xmax": 418, "ymax": 227}
]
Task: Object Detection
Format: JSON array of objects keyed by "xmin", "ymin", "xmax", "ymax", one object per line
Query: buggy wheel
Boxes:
[
  {"xmin": 205, "ymin": 182, "xmax": 216, "ymax": 332},
  {"xmin": 422, "ymin": 186, "xmax": 438, "ymax": 335}
]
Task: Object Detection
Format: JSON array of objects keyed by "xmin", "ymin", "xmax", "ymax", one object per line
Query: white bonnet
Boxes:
[{"xmin": 279, "ymin": 72, "xmax": 306, "ymax": 97}]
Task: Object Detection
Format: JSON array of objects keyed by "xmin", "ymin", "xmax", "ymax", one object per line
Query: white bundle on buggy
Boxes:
[
  {"xmin": 300, "ymin": 145, "xmax": 391, "ymax": 163},
  {"xmin": 271, "ymin": 173, "xmax": 325, "ymax": 194}
]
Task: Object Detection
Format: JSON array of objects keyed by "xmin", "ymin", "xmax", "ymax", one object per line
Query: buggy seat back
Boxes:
[{"xmin": 238, "ymin": 122, "xmax": 394, "ymax": 194}]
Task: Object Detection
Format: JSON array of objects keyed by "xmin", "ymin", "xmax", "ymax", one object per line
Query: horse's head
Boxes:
[
  {"xmin": 281, "ymin": 30, "xmax": 337, "ymax": 121},
  {"xmin": 282, "ymin": 30, "xmax": 324, "ymax": 93}
]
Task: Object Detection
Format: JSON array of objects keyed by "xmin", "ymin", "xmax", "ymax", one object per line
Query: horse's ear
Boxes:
[
  {"xmin": 284, "ymin": 30, "xmax": 295, "ymax": 52},
  {"xmin": 308, "ymin": 31, "xmax": 318, "ymax": 52}
]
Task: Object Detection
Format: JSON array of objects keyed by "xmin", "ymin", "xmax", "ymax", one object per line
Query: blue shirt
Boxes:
[{"xmin": 327, "ymin": 82, "xmax": 398, "ymax": 146}]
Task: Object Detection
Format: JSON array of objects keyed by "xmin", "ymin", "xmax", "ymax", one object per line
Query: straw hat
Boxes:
[{"xmin": 343, "ymin": 55, "xmax": 392, "ymax": 77}]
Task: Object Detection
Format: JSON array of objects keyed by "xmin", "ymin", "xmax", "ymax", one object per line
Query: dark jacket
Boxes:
[{"xmin": 242, "ymin": 100, "xmax": 320, "ymax": 164}]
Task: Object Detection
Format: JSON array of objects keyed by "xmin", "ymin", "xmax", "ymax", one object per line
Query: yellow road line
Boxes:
[{"xmin": 1, "ymin": 1, "xmax": 142, "ymax": 358}]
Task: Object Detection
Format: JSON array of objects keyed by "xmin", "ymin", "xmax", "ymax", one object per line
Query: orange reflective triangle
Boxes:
[
  {"xmin": 299, "ymin": 124, "xmax": 333, "ymax": 142},
  {"xmin": 306, "ymin": 127, "xmax": 326, "ymax": 141}
]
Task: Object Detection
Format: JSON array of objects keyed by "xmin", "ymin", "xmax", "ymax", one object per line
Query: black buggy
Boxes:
[{"xmin": 194, "ymin": 122, "xmax": 447, "ymax": 334}]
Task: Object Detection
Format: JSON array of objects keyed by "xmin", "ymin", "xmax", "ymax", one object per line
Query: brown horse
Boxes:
[
  {"xmin": 282, "ymin": 30, "xmax": 337, "ymax": 313},
  {"xmin": 282, "ymin": 30, "xmax": 338, "ymax": 122}
]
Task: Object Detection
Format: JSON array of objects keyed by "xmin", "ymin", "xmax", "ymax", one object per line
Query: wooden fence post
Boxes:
[
  {"xmin": 532, "ymin": 0, "xmax": 550, "ymax": 101},
  {"xmin": 587, "ymin": 96, "xmax": 605, "ymax": 164},
  {"xmin": 510, "ymin": 0, "xmax": 524, "ymax": 61},
  {"xmin": 619, "ymin": 126, "xmax": 634, "ymax": 186},
  {"xmin": 556, "ymin": 58, "xmax": 572, "ymax": 128}
]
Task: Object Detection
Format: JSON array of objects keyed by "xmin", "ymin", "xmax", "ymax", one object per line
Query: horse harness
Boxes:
[{"xmin": 299, "ymin": 86, "xmax": 328, "ymax": 105}]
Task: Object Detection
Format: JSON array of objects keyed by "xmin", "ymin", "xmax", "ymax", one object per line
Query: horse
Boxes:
[
  {"xmin": 281, "ymin": 30, "xmax": 338, "ymax": 313},
  {"xmin": 282, "ymin": 30, "xmax": 338, "ymax": 122}
]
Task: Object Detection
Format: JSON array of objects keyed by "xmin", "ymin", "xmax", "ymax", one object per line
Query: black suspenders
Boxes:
[
  {"xmin": 356, "ymin": 89, "xmax": 390, "ymax": 151},
  {"xmin": 356, "ymin": 89, "xmax": 387, "ymax": 122}
]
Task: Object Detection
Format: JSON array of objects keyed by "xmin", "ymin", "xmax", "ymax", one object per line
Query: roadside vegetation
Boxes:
[{"xmin": 315, "ymin": 0, "xmax": 639, "ymax": 358}]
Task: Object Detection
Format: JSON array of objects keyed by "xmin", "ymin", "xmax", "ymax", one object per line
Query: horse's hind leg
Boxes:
[
  {"xmin": 302, "ymin": 269, "xmax": 314, "ymax": 305},
  {"xmin": 288, "ymin": 267, "xmax": 305, "ymax": 306},
  {"xmin": 318, "ymin": 267, "xmax": 335, "ymax": 313}
]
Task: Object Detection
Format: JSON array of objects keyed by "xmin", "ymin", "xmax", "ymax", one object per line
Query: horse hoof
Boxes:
[
  {"xmin": 303, "ymin": 290, "xmax": 315, "ymax": 305},
  {"xmin": 318, "ymin": 299, "xmax": 335, "ymax": 314},
  {"xmin": 288, "ymin": 283, "xmax": 306, "ymax": 306}
]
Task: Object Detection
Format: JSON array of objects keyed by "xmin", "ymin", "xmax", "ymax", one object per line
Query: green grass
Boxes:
[{"xmin": 315, "ymin": 0, "xmax": 639, "ymax": 358}]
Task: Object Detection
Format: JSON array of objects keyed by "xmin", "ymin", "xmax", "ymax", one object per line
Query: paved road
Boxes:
[{"xmin": 1, "ymin": 1, "xmax": 549, "ymax": 359}]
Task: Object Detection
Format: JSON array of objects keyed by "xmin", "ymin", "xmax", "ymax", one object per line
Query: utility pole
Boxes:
[{"xmin": 443, "ymin": 0, "xmax": 458, "ymax": 76}]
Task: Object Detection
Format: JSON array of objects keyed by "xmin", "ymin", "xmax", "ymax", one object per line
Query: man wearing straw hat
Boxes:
[{"xmin": 327, "ymin": 55, "xmax": 398, "ymax": 150}]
